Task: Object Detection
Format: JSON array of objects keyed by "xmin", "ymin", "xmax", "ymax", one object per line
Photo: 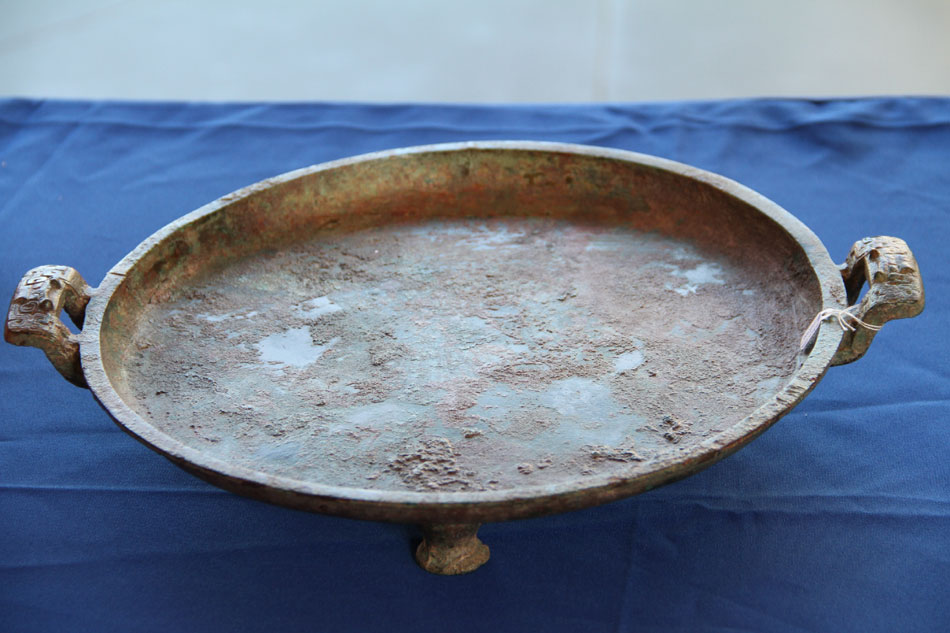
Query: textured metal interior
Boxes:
[{"xmin": 94, "ymin": 146, "xmax": 822, "ymax": 500}]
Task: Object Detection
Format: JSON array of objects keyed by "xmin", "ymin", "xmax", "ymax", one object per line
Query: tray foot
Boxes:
[{"xmin": 415, "ymin": 523, "xmax": 490, "ymax": 575}]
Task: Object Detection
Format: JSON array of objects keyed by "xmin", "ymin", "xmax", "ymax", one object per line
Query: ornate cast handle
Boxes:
[
  {"xmin": 5, "ymin": 266, "xmax": 92, "ymax": 387},
  {"xmin": 831, "ymin": 237, "xmax": 924, "ymax": 366}
]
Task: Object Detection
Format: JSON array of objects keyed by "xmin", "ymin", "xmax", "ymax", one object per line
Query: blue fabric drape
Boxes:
[{"xmin": 1, "ymin": 98, "xmax": 948, "ymax": 633}]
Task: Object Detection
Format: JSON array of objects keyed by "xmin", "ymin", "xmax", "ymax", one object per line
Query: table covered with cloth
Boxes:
[{"xmin": 0, "ymin": 98, "xmax": 947, "ymax": 632}]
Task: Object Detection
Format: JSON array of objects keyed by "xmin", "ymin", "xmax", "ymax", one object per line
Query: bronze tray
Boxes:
[{"xmin": 5, "ymin": 142, "xmax": 924, "ymax": 574}]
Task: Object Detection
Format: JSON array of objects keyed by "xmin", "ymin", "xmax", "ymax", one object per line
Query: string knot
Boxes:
[{"xmin": 800, "ymin": 306, "xmax": 882, "ymax": 352}]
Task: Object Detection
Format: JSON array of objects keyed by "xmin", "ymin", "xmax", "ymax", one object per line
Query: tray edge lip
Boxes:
[{"xmin": 77, "ymin": 140, "xmax": 847, "ymax": 515}]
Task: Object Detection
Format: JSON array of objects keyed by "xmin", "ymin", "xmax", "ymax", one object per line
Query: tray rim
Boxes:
[{"xmin": 77, "ymin": 141, "xmax": 849, "ymax": 522}]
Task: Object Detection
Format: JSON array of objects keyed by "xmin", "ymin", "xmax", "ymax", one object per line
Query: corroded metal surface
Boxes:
[
  {"xmin": 84, "ymin": 141, "xmax": 841, "ymax": 524},
  {"xmin": 5, "ymin": 265, "xmax": 91, "ymax": 387},
  {"xmin": 415, "ymin": 523, "xmax": 490, "ymax": 575},
  {"xmin": 832, "ymin": 236, "xmax": 925, "ymax": 365},
  {"xmin": 3, "ymin": 142, "xmax": 925, "ymax": 573},
  {"xmin": 124, "ymin": 218, "xmax": 800, "ymax": 495}
]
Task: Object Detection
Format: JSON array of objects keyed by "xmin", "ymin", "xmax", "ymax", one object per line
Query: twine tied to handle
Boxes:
[{"xmin": 800, "ymin": 305, "xmax": 882, "ymax": 353}]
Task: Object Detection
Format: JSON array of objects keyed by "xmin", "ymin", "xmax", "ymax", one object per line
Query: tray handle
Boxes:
[
  {"xmin": 831, "ymin": 236, "xmax": 924, "ymax": 366},
  {"xmin": 5, "ymin": 265, "xmax": 92, "ymax": 387}
]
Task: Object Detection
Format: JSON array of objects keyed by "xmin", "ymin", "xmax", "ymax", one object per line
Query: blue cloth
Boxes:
[{"xmin": 1, "ymin": 98, "xmax": 947, "ymax": 632}]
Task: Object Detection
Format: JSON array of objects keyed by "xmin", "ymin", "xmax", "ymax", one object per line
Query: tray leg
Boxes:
[{"xmin": 415, "ymin": 523, "xmax": 490, "ymax": 575}]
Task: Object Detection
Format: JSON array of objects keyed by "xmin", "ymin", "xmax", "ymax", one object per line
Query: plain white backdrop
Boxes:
[{"xmin": 2, "ymin": 0, "xmax": 949, "ymax": 101}]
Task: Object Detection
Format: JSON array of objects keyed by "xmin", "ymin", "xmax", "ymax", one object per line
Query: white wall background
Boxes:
[{"xmin": 2, "ymin": 0, "xmax": 949, "ymax": 101}]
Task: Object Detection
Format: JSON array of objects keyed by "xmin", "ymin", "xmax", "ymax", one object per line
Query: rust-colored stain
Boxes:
[{"xmin": 5, "ymin": 142, "xmax": 923, "ymax": 574}]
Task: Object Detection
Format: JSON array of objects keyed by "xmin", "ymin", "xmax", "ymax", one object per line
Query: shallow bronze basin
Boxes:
[{"xmin": 5, "ymin": 142, "xmax": 924, "ymax": 574}]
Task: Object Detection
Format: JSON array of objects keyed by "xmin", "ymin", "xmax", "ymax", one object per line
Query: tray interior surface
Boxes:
[{"xmin": 121, "ymin": 215, "xmax": 805, "ymax": 493}]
